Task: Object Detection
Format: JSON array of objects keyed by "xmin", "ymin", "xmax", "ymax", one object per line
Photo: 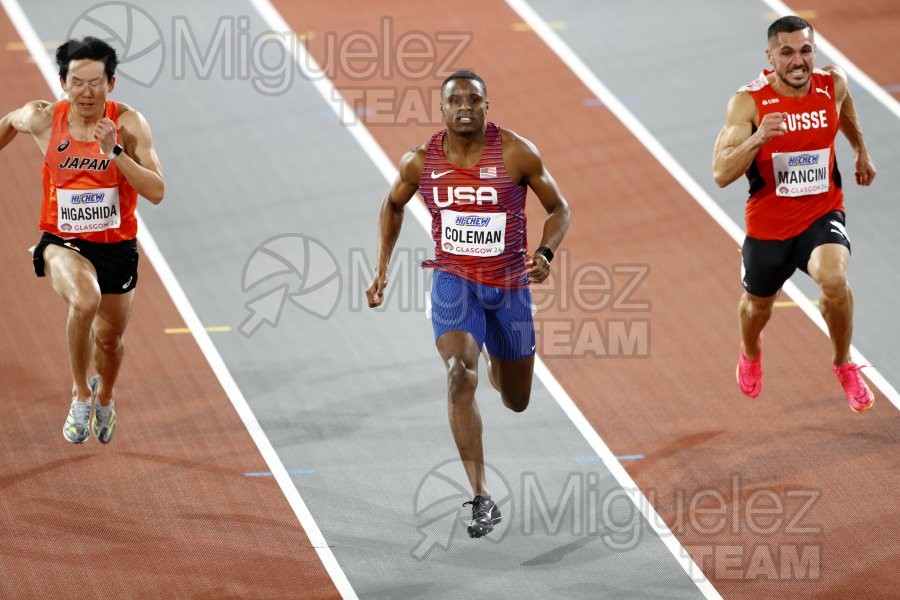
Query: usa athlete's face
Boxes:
[
  {"xmin": 61, "ymin": 59, "xmax": 115, "ymax": 120},
  {"xmin": 767, "ymin": 29, "xmax": 815, "ymax": 91},
  {"xmin": 440, "ymin": 79, "xmax": 488, "ymax": 135}
]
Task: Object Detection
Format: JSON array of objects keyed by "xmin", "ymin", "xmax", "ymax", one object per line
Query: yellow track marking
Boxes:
[
  {"xmin": 763, "ymin": 10, "xmax": 817, "ymax": 20},
  {"xmin": 5, "ymin": 40, "xmax": 60, "ymax": 51},
  {"xmin": 774, "ymin": 298, "xmax": 820, "ymax": 308},
  {"xmin": 165, "ymin": 326, "xmax": 232, "ymax": 334},
  {"xmin": 512, "ymin": 20, "xmax": 566, "ymax": 32}
]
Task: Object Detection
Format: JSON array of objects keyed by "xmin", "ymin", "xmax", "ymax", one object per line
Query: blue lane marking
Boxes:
[
  {"xmin": 575, "ymin": 454, "xmax": 645, "ymax": 463},
  {"xmin": 244, "ymin": 469, "xmax": 316, "ymax": 477}
]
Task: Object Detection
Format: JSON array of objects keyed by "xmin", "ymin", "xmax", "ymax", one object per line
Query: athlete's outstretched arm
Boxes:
[
  {"xmin": 366, "ymin": 146, "xmax": 425, "ymax": 308},
  {"xmin": 0, "ymin": 101, "xmax": 53, "ymax": 152},
  {"xmin": 712, "ymin": 92, "xmax": 786, "ymax": 187},
  {"xmin": 102, "ymin": 108, "xmax": 165, "ymax": 204},
  {"xmin": 827, "ymin": 66, "xmax": 876, "ymax": 186},
  {"xmin": 505, "ymin": 132, "xmax": 570, "ymax": 284}
]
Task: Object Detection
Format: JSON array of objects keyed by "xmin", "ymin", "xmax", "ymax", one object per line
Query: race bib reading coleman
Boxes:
[
  {"xmin": 771, "ymin": 148, "xmax": 830, "ymax": 197},
  {"xmin": 56, "ymin": 187, "xmax": 120, "ymax": 233},
  {"xmin": 440, "ymin": 209, "xmax": 506, "ymax": 256}
]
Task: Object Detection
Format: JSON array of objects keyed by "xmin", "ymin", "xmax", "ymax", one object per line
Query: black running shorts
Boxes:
[
  {"xmin": 741, "ymin": 210, "xmax": 851, "ymax": 298},
  {"xmin": 32, "ymin": 232, "xmax": 139, "ymax": 294}
]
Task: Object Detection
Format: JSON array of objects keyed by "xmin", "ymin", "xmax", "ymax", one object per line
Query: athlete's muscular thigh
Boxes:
[
  {"xmin": 94, "ymin": 289, "xmax": 135, "ymax": 343},
  {"xmin": 493, "ymin": 355, "xmax": 534, "ymax": 412},
  {"xmin": 807, "ymin": 243, "xmax": 850, "ymax": 286},
  {"xmin": 42, "ymin": 244, "xmax": 101, "ymax": 306}
]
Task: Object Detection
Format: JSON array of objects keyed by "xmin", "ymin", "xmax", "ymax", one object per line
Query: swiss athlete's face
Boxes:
[
  {"xmin": 440, "ymin": 79, "xmax": 488, "ymax": 134},
  {"xmin": 767, "ymin": 29, "xmax": 815, "ymax": 91},
  {"xmin": 61, "ymin": 59, "xmax": 115, "ymax": 119}
]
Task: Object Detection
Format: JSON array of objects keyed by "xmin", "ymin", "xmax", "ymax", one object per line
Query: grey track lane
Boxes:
[
  {"xmin": 18, "ymin": 1, "xmax": 710, "ymax": 598},
  {"xmin": 529, "ymin": 0, "xmax": 900, "ymax": 392}
]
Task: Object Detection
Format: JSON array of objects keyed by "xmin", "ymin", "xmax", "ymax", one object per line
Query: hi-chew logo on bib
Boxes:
[
  {"xmin": 772, "ymin": 148, "xmax": 830, "ymax": 197},
  {"xmin": 440, "ymin": 209, "xmax": 505, "ymax": 256},
  {"xmin": 57, "ymin": 187, "xmax": 121, "ymax": 232}
]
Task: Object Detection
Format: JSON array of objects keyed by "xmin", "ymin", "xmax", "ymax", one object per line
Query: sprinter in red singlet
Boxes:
[
  {"xmin": 0, "ymin": 37, "xmax": 165, "ymax": 443},
  {"xmin": 712, "ymin": 17, "xmax": 876, "ymax": 412},
  {"xmin": 367, "ymin": 70, "xmax": 570, "ymax": 538}
]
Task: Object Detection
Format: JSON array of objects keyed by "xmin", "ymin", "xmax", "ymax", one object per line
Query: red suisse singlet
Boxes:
[
  {"xmin": 40, "ymin": 100, "xmax": 138, "ymax": 242},
  {"xmin": 419, "ymin": 122, "xmax": 528, "ymax": 289},
  {"xmin": 741, "ymin": 69, "xmax": 844, "ymax": 240}
]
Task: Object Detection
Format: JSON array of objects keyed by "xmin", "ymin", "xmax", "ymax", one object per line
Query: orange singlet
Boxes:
[{"xmin": 40, "ymin": 100, "xmax": 138, "ymax": 242}]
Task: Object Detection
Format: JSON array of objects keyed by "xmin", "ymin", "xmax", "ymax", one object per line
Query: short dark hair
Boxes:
[
  {"xmin": 56, "ymin": 37, "xmax": 118, "ymax": 81},
  {"xmin": 767, "ymin": 16, "xmax": 813, "ymax": 41},
  {"xmin": 441, "ymin": 70, "xmax": 487, "ymax": 97}
]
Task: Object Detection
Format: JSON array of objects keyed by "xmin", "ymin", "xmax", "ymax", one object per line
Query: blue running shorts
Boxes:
[{"xmin": 430, "ymin": 269, "xmax": 535, "ymax": 360}]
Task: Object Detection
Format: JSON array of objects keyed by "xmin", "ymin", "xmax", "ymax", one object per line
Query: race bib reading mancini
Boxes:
[{"xmin": 772, "ymin": 148, "xmax": 831, "ymax": 198}]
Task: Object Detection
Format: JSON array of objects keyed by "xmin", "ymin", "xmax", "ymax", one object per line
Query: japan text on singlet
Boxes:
[
  {"xmin": 741, "ymin": 69, "xmax": 844, "ymax": 240},
  {"xmin": 419, "ymin": 122, "xmax": 528, "ymax": 289},
  {"xmin": 40, "ymin": 100, "xmax": 138, "ymax": 242}
]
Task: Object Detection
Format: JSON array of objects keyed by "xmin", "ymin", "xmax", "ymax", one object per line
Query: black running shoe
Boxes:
[{"xmin": 463, "ymin": 495, "xmax": 501, "ymax": 538}]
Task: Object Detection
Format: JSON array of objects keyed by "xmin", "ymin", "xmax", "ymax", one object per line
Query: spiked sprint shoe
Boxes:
[
  {"xmin": 89, "ymin": 375, "xmax": 117, "ymax": 443},
  {"xmin": 63, "ymin": 398, "xmax": 91, "ymax": 444},
  {"xmin": 833, "ymin": 363, "xmax": 874, "ymax": 413},
  {"xmin": 736, "ymin": 340, "xmax": 762, "ymax": 398},
  {"xmin": 463, "ymin": 494, "xmax": 502, "ymax": 538}
]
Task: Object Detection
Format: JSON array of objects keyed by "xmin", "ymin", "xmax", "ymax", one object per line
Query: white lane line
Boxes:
[
  {"xmin": 505, "ymin": 0, "xmax": 899, "ymax": 413},
  {"xmin": 250, "ymin": 0, "xmax": 722, "ymax": 596},
  {"xmin": 0, "ymin": 2, "xmax": 357, "ymax": 598},
  {"xmin": 763, "ymin": 0, "xmax": 900, "ymax": 120},
  {"xmin": 247, "ymin": 0, "xmax": 434, "ymax": 233}
]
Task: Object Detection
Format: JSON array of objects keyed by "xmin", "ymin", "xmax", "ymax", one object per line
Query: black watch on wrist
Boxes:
[
  {"xmin": 107, "ymin": 144, "xmax": 124, "ymax": 159},
  {"xmin": 535, "ymin": 245, "xmax": 554, "ymax": 264}
]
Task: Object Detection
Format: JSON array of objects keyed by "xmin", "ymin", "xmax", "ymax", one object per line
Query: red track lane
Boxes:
[
  {"xmin": 795, "ymin": 0, "xmax": 900, "ymax": 98},
  {"xmin": 0, "ymin": 12, "xmax": 338, "ymax": 600},
  {"xmin": 274, "ymin": 1, "xmax": 900, "ymax": 598}
]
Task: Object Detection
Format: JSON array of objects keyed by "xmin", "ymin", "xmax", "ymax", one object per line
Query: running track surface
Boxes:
[
  {"xmin": 0, "ymin": 7, "xmax": 338, "ymax": 600},
  {"xmin": 1, "ymin": 1, "xmax": 897, "ymax": 599}
]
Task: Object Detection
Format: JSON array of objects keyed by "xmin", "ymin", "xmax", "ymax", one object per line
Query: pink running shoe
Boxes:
[
  {"xmin": 736, "ymin": 343, "xmax": 762, "ymax": 398},
  {"xmin": 832, "ymin": 363, "xmax": 875, "ymax": 413}
]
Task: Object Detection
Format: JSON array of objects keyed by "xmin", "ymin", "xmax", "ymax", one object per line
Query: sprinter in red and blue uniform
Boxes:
[{"xmin": 367, "ymin": 70, "xmax": 571, "ymax": 538}]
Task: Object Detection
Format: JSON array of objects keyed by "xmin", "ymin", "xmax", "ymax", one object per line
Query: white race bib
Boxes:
[
  {"xmin": 57, "ymin": 187, "xmax": 120, "ymax": 234},
  {"xmin": 440, "ymin": 209, "xmax": 506, "ymax": 257},
  {"xmin": 771, "ymin": 148, "xmax": 830, "ymax": 197}
]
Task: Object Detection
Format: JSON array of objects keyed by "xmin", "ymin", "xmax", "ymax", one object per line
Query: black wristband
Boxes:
[{"xmin": 535, "ymin": 245, "xmax": 554, "ymax": 263}]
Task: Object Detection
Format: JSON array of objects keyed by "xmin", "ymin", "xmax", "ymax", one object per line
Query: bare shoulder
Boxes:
[
  {"xmin": 397, "ymin": 143, "xmax": 427, "ymax": 185},
  {"xmin": 116, "ymin": 103, "xmax": 149, "ymax": 129},
  {"xmin": 730, "ymin": 90, "xmax": 756, "ymax": 114},
  {"xmin": 724, "ymin": 90, "xmax": 758, "ymax": 125},
  {"xmin": 17, "ymin": 99, "xmax": 57, "ymax": 133},
  {"xmin": 821, "ymin": 64, "xmax": 846, "ymax": 80},
  {"xmin": 27, "ymin": 99, "xmax": 56, "ymax": 116},
  {"xmin": 821, "ymin": 65, "xmax": 849, "ymax": 100},
  {"xmin": 500, "ymin": 127, "xmax": 539, "ymax": 157},
  {"xmin": 116, "ymin": 104, "xmax": 156, "ymax": 153},
  {"xmin": 500, "ymin": 127, "xmax": 542, "ymax": 183}
]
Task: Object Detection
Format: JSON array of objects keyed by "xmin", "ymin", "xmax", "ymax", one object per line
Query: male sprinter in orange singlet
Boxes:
[
  {"xmin": 367, "ymin": 70, "xmax": 570, "ymax": 538},
  {"xmin": 712, "ymin": 17, "xmax": 876, "ymax": 411},
  {"xmin": 0, "ymin": 37, "xmax": 165, "ymax": 443}
]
